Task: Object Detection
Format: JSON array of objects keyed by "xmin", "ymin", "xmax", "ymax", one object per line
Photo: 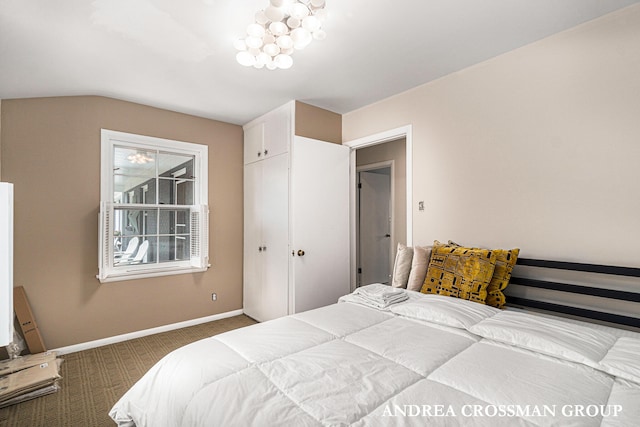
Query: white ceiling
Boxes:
[{"xmin": 1, "ymin": 0, "xmax": 638, "ymax": 125}]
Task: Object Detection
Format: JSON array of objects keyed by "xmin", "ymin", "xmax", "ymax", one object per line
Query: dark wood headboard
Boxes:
[{"xmin": 506, "ymin": 258, "xmax": 640, "ymax": 330}]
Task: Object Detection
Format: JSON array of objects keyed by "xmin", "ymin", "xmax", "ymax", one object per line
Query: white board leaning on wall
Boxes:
[{"xmin": 0, "ymin": 182, "xmax": 14, "ymax": 347}]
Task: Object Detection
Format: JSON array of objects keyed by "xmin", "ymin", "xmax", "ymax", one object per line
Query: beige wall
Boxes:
[
  {"xmin": 343, "ymin": 5, "xmax": 640, "ymax": 267},
  {"xmin": 356, "ymin": 138, "xmax": 406, "ymax": 252},
  {"xmin": 295, "ymin": 101, "xmax": 342, "ymax": 144},
  {"xmin": 0, "ymin": 96, "xmax": 244, "ymax": 349}
]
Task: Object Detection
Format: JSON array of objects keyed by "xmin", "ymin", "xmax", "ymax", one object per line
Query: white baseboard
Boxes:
[{"xmin": 53, "ymin": 309, "xmax": 245, "ymax": 355}]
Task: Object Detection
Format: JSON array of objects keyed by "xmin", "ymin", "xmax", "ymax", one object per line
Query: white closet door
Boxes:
[
  {"xmin": 243, "ymin": 162, "xmax": 263, "ymax": 320},
  {"xmin": 290, "ymin": 137, "xmax": 350, "ymax": 314},
  {"xmin": 260, "ymin": 153, "xmax": 290, "ymax": 321}
]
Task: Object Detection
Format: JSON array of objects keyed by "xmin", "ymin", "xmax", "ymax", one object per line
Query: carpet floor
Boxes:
[{"xmin": 0, "ymin": 315, "xmax": 257, "ymax": 427}]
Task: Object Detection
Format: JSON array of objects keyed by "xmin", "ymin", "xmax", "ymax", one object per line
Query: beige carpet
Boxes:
[{"xmin": 0, "ymin": 315, "xmax": 257, "ymax": 427}]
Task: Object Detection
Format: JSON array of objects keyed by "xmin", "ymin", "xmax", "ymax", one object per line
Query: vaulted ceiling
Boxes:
[{"xmin": 1, "ymin": 0, "xmax": 638, "ymax": 124}]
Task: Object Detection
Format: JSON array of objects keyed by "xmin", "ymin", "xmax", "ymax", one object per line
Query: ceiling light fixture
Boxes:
[
  {"xmin": 127, "ymin": 152, "xmax": 154, "ymax": 164},
  {"xmin": 235, "ymin": 0, "xmax": 327, "ymax": 70}
]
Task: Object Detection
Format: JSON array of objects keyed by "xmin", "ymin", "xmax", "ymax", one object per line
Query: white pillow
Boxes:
[
  {"xmin": 390, "ymin": 295, "xmax": 499, "ymax": 329},
  {"xmin": 469, "ymin": 311, "xmax": 618, "ymax": 367},
  {"xmin": 406, "ymin": 245, "xmax": 432, "ymax": 292},
  {"xmin": 599, "ymin": 337, "xmax": 640, "ymax": 384},
  {"xmin": 391, "ymin": 243, "xmax": 413, "ymax": 288}
]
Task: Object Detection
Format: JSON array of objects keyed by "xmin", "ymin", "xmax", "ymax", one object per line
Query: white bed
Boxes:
[{"xmin": 109, "ymin": 288, "xmax": 640, "ymax": 426}]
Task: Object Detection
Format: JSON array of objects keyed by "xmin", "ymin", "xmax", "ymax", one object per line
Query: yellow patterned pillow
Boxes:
[
  {"xmin": 485, "ymin": 248, "xmax": 519, "ymax": 308},
  {"xmin": 421, "ymin": 244, "xmax": 497, "ymax": 304},
  {"xmin": 445, "ymin": 241, "xmax": 519, "ymax": 309}
]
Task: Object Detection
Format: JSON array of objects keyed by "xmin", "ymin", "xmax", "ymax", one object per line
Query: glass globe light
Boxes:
[
  {"xmin": 314, "ymin": 9, "xmax": 328, "ymax": 22},
  {"xmin": 263, "ymin": 34, "xmax": 276, "ymax": 45},
  {"xmin": 245, "ymin": 36, "xmax": 263, "ymax": 49},
  {"xmin": 236, "ymin": 51, "xmax": 256, "ymax": 67},
  {"xmin": 255, "ymin": 10, "xmax": 269, "ymax": 25},
  {"xmin": 233, "ymin": 0, "xmax": 328, "ymax": 70},
  {"xmin": 289, "ymin": 3, "xmax": 309, "ymax": 20},
  {"xmin": 247, "ymin": 23, "xmax": 265, "ymax": 38},
  {"xmin": 302, "ymin": 16, "xmax": 321, "ymax": 32},
  {"xmin": 274, "ymin": 54, "xmax": 293, "ymax": 69},
  {"xmin": 276, "ymin": 35, "xmax": 294, "ymax": 50},
  {"xmin": 286, "ymin": 17, "xmax": 301, "ymax": 29},
  {"xmin": 269, "ymin": 21, "xmax": 288, "ymax": 37},
  {"xmin": 291, "ymin": 27, "xmax": 312, "ymax": 49},
  {"xmin": 257, "ymin": 52, "xmax": 271, "ymax": 65},
  {"xmin": 265, "ymin": 5, "xmax": 285, "ymax": 22},
  {"xmin": 263, "ymin": 43, "xmax": 281, "ymax": 57}
]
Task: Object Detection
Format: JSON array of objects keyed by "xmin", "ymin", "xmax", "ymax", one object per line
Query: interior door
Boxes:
[
  {"xmin": 359, "ymin": 170, "xmax": 391, "ymax": 285},
  {"xmin": 290, "ymin": 136, "xmax": 351, "ymax": 314}
]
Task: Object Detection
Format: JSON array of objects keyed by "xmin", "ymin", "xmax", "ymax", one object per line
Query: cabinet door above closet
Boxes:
[
  {"xmin": 263, "ymin": 104, "xmax": 290, "ymax": 158},
  {"xmin": 243, "ymin": 104, "xmax": 291, "ymax": 164},
  {"xmin": 243, "ymin": 122, "xmax": 265, "ymax": 164}
]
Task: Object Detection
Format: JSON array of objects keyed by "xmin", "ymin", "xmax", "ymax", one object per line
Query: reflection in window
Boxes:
[{"xmin": 99, "ymin": 130, "xmax": 209, "ymax": 283}]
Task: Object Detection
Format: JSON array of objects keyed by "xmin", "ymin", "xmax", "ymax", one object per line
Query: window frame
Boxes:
[{"xmin": 98, "ymin": 129, "xmax": 209, "ymax": 283}]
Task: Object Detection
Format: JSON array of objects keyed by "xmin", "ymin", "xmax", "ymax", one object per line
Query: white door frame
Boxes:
[{"xmin": 344, "ymin": 125, "xmax": 413, "ymax": 291}]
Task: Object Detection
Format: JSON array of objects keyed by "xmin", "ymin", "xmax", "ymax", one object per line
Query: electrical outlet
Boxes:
[{"xmin": 211, "ymin": 293, "xmax": 217, "ymax": 301}]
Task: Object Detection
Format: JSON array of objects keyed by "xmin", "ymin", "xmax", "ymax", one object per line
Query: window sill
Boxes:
[{"xmin": 97, "ymin": 264, "xmax": 209, "ymax": 283}]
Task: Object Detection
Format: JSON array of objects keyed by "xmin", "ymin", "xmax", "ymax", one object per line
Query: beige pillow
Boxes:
[
  {"xmin": 391, "ymin": 243, "xmax": 413, "ymax": 288},
  {"xmin": 406, "ymin": 246, "xmax": 432, "ymax": 291}
]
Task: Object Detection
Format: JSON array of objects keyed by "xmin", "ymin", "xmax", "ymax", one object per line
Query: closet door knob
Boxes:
[
  {"xmin": 297, "ymin": 250, "xmax": 305, "ymax": 257},
  {"xmin": 257, "ymin": 152, "xmax": 262, "ymax": 157},
  {"xmin": 264, "ymin": 149, "xmax": 268, "ymax": 155}
]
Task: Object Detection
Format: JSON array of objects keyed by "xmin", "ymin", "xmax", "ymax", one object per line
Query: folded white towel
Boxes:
[
  {"xmin": 339, "ymin": 293, "xmax": 409, "ymax": 310},
  {"xmin": 341, "ymin": 284, "xmax": 409, "ymax": 310},
  {"xmin": 359, "ymin": 292, "xmax": 408, "ymax": 306},
  {"xmin": 354, "ymin": 283, "xmax": 405, "ymax": 301}
]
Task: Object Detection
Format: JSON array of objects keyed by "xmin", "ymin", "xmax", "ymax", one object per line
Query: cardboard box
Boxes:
[
  {"xmin": 0, "ymin": 359, "xmax": 61, "ymax": 407},
  {"xmin": 0, "ymin": 351, "xmax": 58, "ymax": 376},
  {"xmin": 13, "ymin": 286, "xmax": 46, "ymax": 354}
]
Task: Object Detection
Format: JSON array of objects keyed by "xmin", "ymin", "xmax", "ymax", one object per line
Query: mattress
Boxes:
[{"xmin": 109, "ymin": 287, "xmax": 640, "ymax": 426}]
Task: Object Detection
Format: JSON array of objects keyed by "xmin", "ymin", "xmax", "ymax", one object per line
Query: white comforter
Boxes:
[{"xmin": 110, "ymin": 288, "xmax": 640, "ymax": 426}]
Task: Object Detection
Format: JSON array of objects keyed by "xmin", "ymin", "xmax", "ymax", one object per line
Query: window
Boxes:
[{"xmin": 98, "ymin": 129, "xmax": 209, "ymax": 283}]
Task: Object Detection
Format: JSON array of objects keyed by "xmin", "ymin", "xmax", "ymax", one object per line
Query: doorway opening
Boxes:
[
  {"xmin": 345, "ymin": 125, "xmax": 412, "ymax": 291},
  {"xmin": 357, "ymin": 163, "xmax": 393, "ymax": 287}
]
